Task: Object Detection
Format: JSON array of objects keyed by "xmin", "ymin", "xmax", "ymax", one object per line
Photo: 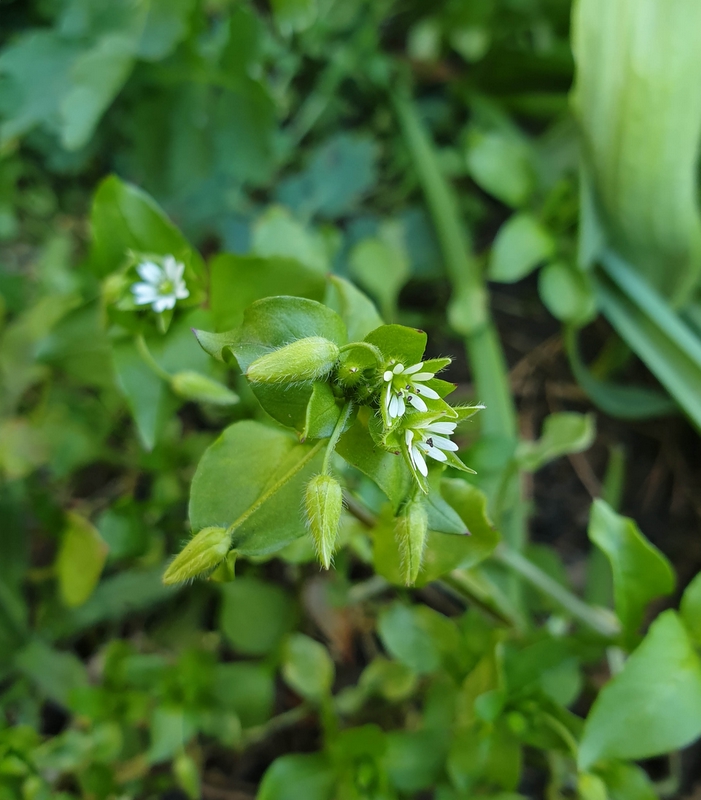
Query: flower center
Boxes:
[{"xmin": 159, "ymin": 279, "xmax": 174, "ymax": 295}]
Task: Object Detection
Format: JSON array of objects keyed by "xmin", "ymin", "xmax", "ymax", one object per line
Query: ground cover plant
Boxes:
[{"xmin": 2, "ymin": 0, "xmax": 701, "ymax": 798}]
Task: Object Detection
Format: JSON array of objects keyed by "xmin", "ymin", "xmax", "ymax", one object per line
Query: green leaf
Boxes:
[
  {"xmin": 516, "ymin": 412, "xmax": 595, "ymax": 472},
  {"xmin": 565, "ymin": 326, "xmax": 677, "ymax": 420},
  {"xmin": 303, "ymin": 382, "xmax": 344, "ymax": 441},
  {"xmin": 189, "ymin": 421, "xmax": 323, "ymax": 556},
  {"xmin": 538, "ymin": 261, "xmax": 596, "ymax": 325},
  {"xmin": 579, "ymin": 610, "xmax": 701, "ymax": 769},
  {"xmin": 598, "ymin": 762, "xmax": 657, "ymax": 800},
  {"xmin": 324, "ymin": 275, "xmax": 383, "ymax": 342},
  {"xmin": 210, "ymin": 254, "xmax": 326, "ymax": 332},
  {"xmin": 219, "ymin": 577, "xmax": 297, "ymax": 656},
  {"xmin": 56, "ymin": 512, "xmax": 109, "ymax": 608},
  {"xmin": 588, "ymin": 500, "xmax": 675, "ymax": 641},
  {"xmin": 681, "ymin": 572, "xmax": 701, "ymax": 646},
  {"xmin": 148, "ymin": 706, "xmax": 194, "ymax": 764},
  {"xmin": 90, "ymin": 175, "xmax": 203, "ymax": 277},
  {"xmin": 258, "ymin": 754, "xmax": 335, "ymax": 800},
  {"xmin": 425, "ymin": 478, "xmax": 469, "ymax": 536},
  {"xmin": 465, "ymin": 127, "xmax": 534, "ymax": 208},
  {"xmin": 282, "ymin": 633, "xmax": 335, "ymax": 702},
  {"xmin": 364, "ymin": 324, "xmax": 427, "ymax": 366},
  {"xmin": 386, "ymin": 730, "xmax": 446, "ymax": 793},
  {"xmin": 336, "ymin": 409, "xmax": 413, "ymax": 510},
  {"xmin": 137, "ymin": 0, "xmax": 195, "ymax": 61},
  {"xmin": 14, "ymin": 638, "xmax": 88, "ymax": 706},
  {"xmin": 170, "ymin": 371, "xmax": 238, "ymax": 406},
  {"xmin": 418, "ymin": 479, "xmax": 500, "ymax": 585},
  {"xmin": 572, "ymin": 0, "xmax": 701, "ymax": 300},
  {"xmin": 488, "ymin": 213, "xmax": 555, "ymax": 283},
  {"xmin": 349, "ymin": 221, "xmax": 410, "ymax": 321}
]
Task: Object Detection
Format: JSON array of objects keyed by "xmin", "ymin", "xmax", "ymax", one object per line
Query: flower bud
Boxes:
[
  {"xmin": 395, "ymin": 500, "xmax": 428, "ymax": 586},
  {"xmin": 304, "ymin": 474, "xmax": 343, "ymax": 569},
  {"xmin": 246, "ymin": 337, "xmax": 340, "ymax": 384},
  {"xmin": 170, "ymin": 371, "xmax": 239, "ymax": 405},
  {"xmin": 163, "ymin": 526, "xmax": 231, "ymax": 585}
]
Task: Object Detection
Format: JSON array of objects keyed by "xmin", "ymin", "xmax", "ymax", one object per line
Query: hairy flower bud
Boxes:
[
  {"xmin": 163, "ymin": 526, "xmax": 231, "ymax": 585},
  {"xmin": 170, "ymin": 370, "xmax": 239, "ymax": 405},
  {"xmin": 304, "ymin": 474, "xmax": 343, "ymax": 569},
  {"xmin": 246, "ymin": 337, "xmax": 340, "ymax": 384},
  {"xmin": 395, "ymin": 500, "xmax": 428, "ymax": 586}
]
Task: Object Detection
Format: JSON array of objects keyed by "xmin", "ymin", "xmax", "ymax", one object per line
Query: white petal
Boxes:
[
  {"xmin": 389, "ymin": 394, "xmax": 400, "ymax": 418},
  {"xmin": 431, "ymin": 435, "xmax": 459, "ymax": 452},
  {"xmin": 405, "ymin": 429, "xmax": 414, "ymax": 447},
  {"xmin": 137, "ymin": 261, "xmax": 162, "ymax": 284},
  {"xmin": 424, "ymin": 445, "xmax": 447, "ymax": 462},
  {"xmin": 393, "ymin": 363, "xmax": 404, "ymax": 374},
  {"xmin": 175, "ymin": 283, "xmax": 190, "ymax": 299},
  {"xmin": 412, "ymin": 446, "xmax": 428, "ymax": 476},
  {"xmin": 132, "ymin": 284, "xmax": 159, "ymax": 304},
  {"xmin": 407, "ymin": 393, "xmax": 428, "ymax": 412},
  {"xmin": 396, "ymin": 394, "xmax": 406, "ymax": 417},
  {"xmin": 403, "ymin": 362, "xmax": 424, "ymax": 375},
  {"xmin": 425, "ymin": 421, "xmax": 457, "ymax": 435},
  {"xmin": 411, "ymin": 372, "xmax": 435, "ymax": 382},
  {"xmin": 153, "ymin": 295, "xmax": 176, "ymax": 312},
  {"xmin": 413, "ymin": 384, "xmax": 440, "ymax": 400},
  {"xmin": 383, "ymin": 370, "xmax": 394, "ymax": 382}
]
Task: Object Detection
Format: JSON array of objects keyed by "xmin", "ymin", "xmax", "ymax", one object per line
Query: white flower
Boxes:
[
  {"xmin": 383, "ymin": 362, "xmax": 441, "ymax": 420},
  {"xmin": 405, "ymin": 419, "xmax": 459, "ymax": 477},
  {"xmin": 132, "ymin": 256, "xmax": 189, "ymax": 313}
]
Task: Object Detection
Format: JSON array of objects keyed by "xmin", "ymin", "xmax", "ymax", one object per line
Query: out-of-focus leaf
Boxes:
[
  {"xmin": 564, "ymin": 326, "xmax": 676, "ymax": 420},
  {"xmin": 592, "ymin": 255, "xmax": 701, "ymax": 430},
  {"xmin": 14, "ymin": 638, "xmax": 88, "ymax": 706},
  {"xmin": 270, "ymin": 0, "xmax": 318, "ymax": 34},
  {"xmin": 516, "ymin": 412, "xmax": 595, "ymax": 472},
  {"xmin": 324, "ymin": 275, "xmax": 383, "ymax": 342},
  {"xmin": 60, "ymin": 35, "xmax": 134, "ymax": 151},
  {"xmin": 0, "ymin": 419, "xmax": 47, "ymax": 480},
  {"xmin": 488, "ymin": 213, "xmax": 555, "ymax": 283},
  {"xmin": 219, "ymin": 577, "xmax": 297, "ymax": 656},
  {"xmin": 588, "ymin": 500, "xmax": 674, "ymax": 641},
  {"xmin": 213, "ymin": 662, "xmax": 274, "ymax": 727},
  {"xmin": 251, "ymin": 206, "xmax": 329, "ymax": 273},
  {"xmin": 210, "ymin": 253, "xmax": 325, "ymax": 331},
  {"xmin": 148, "ymin": 706, "xmax": 194, "ymax": 764},
  {"xmin": 349, "ymin": 221, "xmax": 410, "ymax": 320},
  {"xmin": 465, "ymin": 127, "xmax": 534, "ymax": 207},
  {"xmin": 538, "ymin": 261, "xmax": 596, "ymax": 325},
  {"xmin": 0, "ymin": 31, "xmax": 81, "ymax": 145},
  {"xmin": 681, "ymin": 572, "xmax": 701, "ymax": 646},
  {"xmin": 258, "ymin": 754, "xmax": 335, "ymax": 800},
  {"xmin": 138, "ymin": 0, "xmax": 195, "ymax": 60},
  {"xmin": 572, "ymin": 0, "xmax": 701, "ymax": 301},
  {"xmin": 56, "ymin": 512, "xmax": 109, "ymax": 608},
  {"xmin": 276, "ymin": 133, "xmax": 378, "ymax": 219},
  {"xmin": 579, "ymin": 611, "xmax": 701, "ymax": 769},
  {"xmin": 378, "ymin": 603, "xmax": 458, "ymax": 675},
  {"xmin": 282, "ymin": 633, "xmax": 334, "ymax": 702}
]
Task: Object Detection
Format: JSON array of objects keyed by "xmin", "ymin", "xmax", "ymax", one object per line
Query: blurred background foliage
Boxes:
[{"xmin": 2, "ymin": 0, "xmax": 701, "ymax": 798}]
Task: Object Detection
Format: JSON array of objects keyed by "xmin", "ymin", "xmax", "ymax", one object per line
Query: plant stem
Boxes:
[
  {"xmin": 322, "ymin": 402, "xmax": 353, "ymax": 474},
  {"xmin": 494, "ymin": 544, "xmax": 621, "ymax": 638},
  {"xmin": 226, "ymin": 441, "xmax": 324, "ymax": 536},
  {"xmin": 135, "ymin": 334, "xmax": 172, "ymax": 382}
]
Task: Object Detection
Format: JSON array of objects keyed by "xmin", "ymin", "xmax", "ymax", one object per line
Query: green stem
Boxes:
[
  {"xmin": 135, "ymin": 334, "xmax": 172, "ymax": 382},
  {"xmin": 322, "ymin": 402, "xmax": 353, "ymax": 474},
  {"xmin": 494, "ymin": 544, "xmax": 621, "ymax": 638},
  {"xmin": 226, "ymin": 441, "xmax": 324, "ymax": 536}
]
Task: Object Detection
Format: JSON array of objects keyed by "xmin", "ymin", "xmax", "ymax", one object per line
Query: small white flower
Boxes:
[
  {"xmin": 404, "ymin": 419, "xmax": 459, "ymax": 477},
  {"xmin": 132, "ymin": 255, "xmax": 189, "ymax": 313},
  {"xmin": 383, "ymin": 362, "xmax": 440, "ymax": 420}
]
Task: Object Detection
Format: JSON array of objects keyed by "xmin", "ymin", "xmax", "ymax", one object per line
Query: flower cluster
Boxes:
[
  {"xmin": 132, "ymin": 255, "xmax": 189, "ymax": 312},
  {"xmin": 383, "ymin": 361, "xmax": 440, "ymax": 419}
]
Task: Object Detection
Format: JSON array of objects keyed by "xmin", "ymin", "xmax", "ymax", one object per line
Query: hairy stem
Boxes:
[{"xmin": 322, "ymin": 402, "xmax": 354, "ymax": 474}]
